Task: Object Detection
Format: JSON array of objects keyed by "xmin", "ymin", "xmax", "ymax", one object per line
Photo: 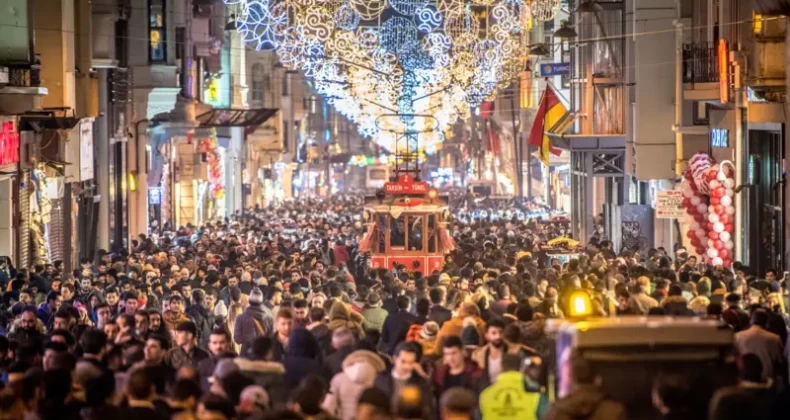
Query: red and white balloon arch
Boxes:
[{"xmin": 680, "ymin": 153, "xmax": 736, "ymax": 266}]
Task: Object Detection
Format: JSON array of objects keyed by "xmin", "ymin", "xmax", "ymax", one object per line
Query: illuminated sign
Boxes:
[
  {"xmin": 711, "ymin": 128, "xmax": 729, "ymax": 148},
  {"xmin": 718, "ymin": 39, "xmax": 729, "ymax": 104},
  {"xmin": 0, "ymin": 121, "xmax": 20, "ymax": 166},
  {"xmin": 384, "ymin": 174, "xmax": 429, "ymax": 195}
]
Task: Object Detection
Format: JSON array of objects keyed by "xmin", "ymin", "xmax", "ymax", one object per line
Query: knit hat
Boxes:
[
  {"xmin": 249, "ymin": 287, "xmax": 263, "ymax": 305},
  {"xmin": 460, "ymin": 318, "xmax": 480, "ymax": 348},
  {"xmin": 421, "ymin": 321, "xmax": 439, "ymax": 341}
]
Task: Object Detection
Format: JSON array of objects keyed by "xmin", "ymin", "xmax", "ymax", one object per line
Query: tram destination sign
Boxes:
[{"xmin": 384, "ymin": 174, "xmax": 430, "ymax": 195}]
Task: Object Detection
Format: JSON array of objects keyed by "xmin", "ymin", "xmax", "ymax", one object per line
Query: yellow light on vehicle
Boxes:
[
  {"xmin": 569, "ymin": 290, "xmax": 592, "ymax": 317},
  {"xmin": 428, "ymin": 189, "xmax": 438, "ymax": 199},
  {"xmin": 363, "ymin": 210, "xmax": 370, "ymax": 221}
]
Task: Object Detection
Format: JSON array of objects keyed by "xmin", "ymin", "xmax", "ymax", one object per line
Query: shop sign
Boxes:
[
  {"xmin": 0, "ymin": 121, "xmax": 20, "ymax": 166},
  {"xmin": 79, "ymin": 120, "xmax": 94, "ymax": 180},
  {"xmin": 718, "ymin": 39, "xmax": 729, "ymax": 104},
  {"xmin": 540, "ymin": 63, "xmax": 571, "ymax": 77},
  {"xmin": 655, "ymin": 190, "xmax": 685, "ymax": 219},
  {"xmin": 711, "ymin": 129, "xmax": 729, "ymax": 148},
  {"xmin": 384, "ymin": 174, "xmax": 429, "ymax": 195}
]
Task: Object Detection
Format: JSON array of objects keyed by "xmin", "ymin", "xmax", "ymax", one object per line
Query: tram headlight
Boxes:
[
  {"xmin": 363, "ymin": 210, "xmax": 370, "ymax": 221},
  {"xmin": 428, "ymin": 188, "xmax": 438, "ymax": 199},
  {"xmin": 568, "ymin": 290, "xmax": 593, "ymax": 318}
]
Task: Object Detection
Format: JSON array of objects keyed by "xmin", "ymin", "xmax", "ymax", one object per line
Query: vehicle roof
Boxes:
[{"xmin": 547, "ymin": 316, "xmax": 734, "ymax": 348}]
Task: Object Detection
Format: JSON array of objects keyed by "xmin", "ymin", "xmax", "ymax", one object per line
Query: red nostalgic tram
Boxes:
[{"xmin": 358, "ymin": 172, "xmax": 455, "ymax": 273}]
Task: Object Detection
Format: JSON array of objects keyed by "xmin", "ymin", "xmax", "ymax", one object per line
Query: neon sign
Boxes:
[{"xmin": 0, "ymin": 121, "xmax": 20, "ymax": 166}]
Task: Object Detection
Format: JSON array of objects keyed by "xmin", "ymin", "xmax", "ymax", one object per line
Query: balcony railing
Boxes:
[{"xmin": 682, "ymin": 43, "xmax": 719, "ymax": 84}]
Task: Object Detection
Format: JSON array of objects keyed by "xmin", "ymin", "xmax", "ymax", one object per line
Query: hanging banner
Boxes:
[{"xmin": 0, "ymin": 119, "xmax": 20, "ymax": 166}]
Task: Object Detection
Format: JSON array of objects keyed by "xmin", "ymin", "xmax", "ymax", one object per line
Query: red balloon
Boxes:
[
  {"xmin": 690, "ymin": 237, "xmax": 701, "ymax": 247},
  {"xmin": 707, "ymin": 222, "xmax": 715, "ymax": 231},
  {"xmin": 709, "ymin": 231, "xmax": 719, "ymax": 240},
  {"xmin": 713, "ymin": 204, "xmax": 724, "ymax": 214},
  {"xmin": 706, "ymin": 171, "xmax": 718, "ymax": 181},
  {"xmin": 695, "ymin": 247, "xmax": 706, "ymax": 255},
  {"xmin": 710, "ymin": 197, "xmax": 720, "ymax": 205},
  {"xmin": 719, "ymin": 249, "xmax": 730, "ymax": 259},
  {"xmin": 715, "ymin": 187, "xmax": 726, "ymax": 198},
  {"xmin": 681, "ymin": 198, "xmax": 691, "ymax": 207},
  {"xmin": 722, "ymin": 258, "xmax": 731, "ymax": 266},
  {"xmin": 687, "ymin": 230, "xmax": 696, "ymax": 239},
  {"xmin": 725, "ymin": 223, "xmax": 734, "ymax": 232},
  {"xmin": 714, "ymin": 240, "xmax": 724, "ymax": 250},
  {"xmin": 695, "ymin": 214, "xmax": 705, "ymax": 223}
]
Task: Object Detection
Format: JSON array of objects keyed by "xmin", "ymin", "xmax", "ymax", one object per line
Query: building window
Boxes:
[
  {"xmin": 149, "ymin": 0, "xmax": 166, "ymax": 62},
  {"xmin": 252, "ymin": 63, "xmax": 265, "ymax": 102}
]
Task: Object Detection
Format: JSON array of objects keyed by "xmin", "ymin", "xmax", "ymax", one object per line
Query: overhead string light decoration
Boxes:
[{"xmin": 227, "ymin": 0, "xmax": 533, "ymax": 153}]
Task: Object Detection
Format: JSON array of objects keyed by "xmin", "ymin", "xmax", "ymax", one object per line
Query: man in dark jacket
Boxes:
[
  {"xmin": 235, "ymin": 336, "xmax": 288, "ymax": 409},
  {"xmin": 234, "ymin": 287, "xmax": 274, "ymax": 357},
  {"xmin": 431, "ymin": 336, "xmax": 485, "ymax": 399},
  {"xmin": 427, "ymin": 288, "xmax": 452, "ymax": 327},
  {"xmin": 10, "ymin": 306, "xmax": 44, "ymax": 348},
  {"xmin": 165, "ymin": 321, "xmax": 210, "ymax": 370},
  {"xmin": 544, "ymin": 352, "xmax": 626, "ymax": 420},
  {"xmin": 186, "ymin": 289, "xmax": 214, "ymax": 349},
  {"xmin": 374, "ymin": 342, "xmax": 433, "ymax": 416},
  {"xmin": 380, "ymin": 295, "xmax": 417, "ymax": 355},
  {"xmin": 196, "ymin": 328, "xmax": 234, "ymax": 393}
]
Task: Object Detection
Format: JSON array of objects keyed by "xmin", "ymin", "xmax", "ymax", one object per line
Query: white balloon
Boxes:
[
  {"xmin": 713, "ymin": 222, "xmax": 724, "ymax": 233},
  {"xmin": 725, "ymin": 188, "xmax": 734, "ymax": 197},
  {"xmin": 712, "ymin": 257, "xmax": 724, "ymax": 266},
  {"xmin": 725, "ymin": 240, "xmax": 734, "ymax": 250},
  {"xmin": 724, "ymin": 178, "xmax": 735, "ymax": 189},
  {"xmin": 690, "ymin": 221, "xmax": 700, "ymax": 231},
  {"xmin": 725, "ymin": 206, "xmax": 735, "ymax": 215},
  {"xmin": 710, "ymin": 180, "xmax": 721, "ymax": 189},
  {"xmin": 719, "ymin": 231, "xmax": 731, "ymax": 242},
  {"xmin": 717, "ymin": 171, "xmax": 727, "ymax": 181},
  {"xmin": 708, "ymin": 213, "xmax": 720, "ymax": 223},
  {"xmin": 720, "ymin": 196, "xmax": 732, "ymax": 207},
  {"xmin": 697, "ymin": 204, "xmax": 708, "ymax": 214},
  {"xmin": 707, "ymin": 248, "xmax": 719, "ymax": 258},
  {"xmin": 690, "ymin": 196, "xmax": 701, "ymax": 206}
]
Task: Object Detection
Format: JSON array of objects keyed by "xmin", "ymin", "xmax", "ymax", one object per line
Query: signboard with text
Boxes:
[
  {"xmin": 0, "ymin": 120, "xmax": 20, "ymax": 167},
  {"xmin": 540, "ymin": 62, "xmax": 571, "ymax": 77},
  {"xmin": 384, "ymin": 174, "xmax": 429, "ymax": 195},
  {"xmin": 656, "ymin": 190, "xmax": 685, "ymax": 219}
]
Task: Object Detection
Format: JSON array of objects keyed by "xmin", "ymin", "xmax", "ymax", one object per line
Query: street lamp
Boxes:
[
  {"xmin": 553, "ymin": 23, "xmax": 578, "ymax": 39},
  {"xmin": 576, "ymin": 1, "xmax": 603, "ymax": 13}
]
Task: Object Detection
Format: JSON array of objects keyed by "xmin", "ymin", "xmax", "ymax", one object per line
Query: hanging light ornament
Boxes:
[
  {"xmin": 227, "ymin": 0, "xmax": 532, "ymax": 153},
  {"xmin": 532, "ymin": 0, "xmax": 561, "ymax": 21}
]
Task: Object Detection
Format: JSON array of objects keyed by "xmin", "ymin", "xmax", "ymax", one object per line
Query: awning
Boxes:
[
  {"xmin": 196, "ymin": 108, "xmax": 278, "ymax": 130},
  {"xmin": 543, "ymin": 112, "xmax": 626, "ymax": 150},
  {"xmin": 18, "ymin": 114, "xmax": 80, "ymax": 131}
]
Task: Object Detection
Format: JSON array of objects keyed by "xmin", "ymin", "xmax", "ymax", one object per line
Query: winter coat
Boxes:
[
  {"xmin": 323, "ymin": 345, "xmax": 355, "ymax": 381},
  {"xmin": 234, "ymin": 304, "xmax": 275, "ymax": 357},
  {"xmin": 373, "ymin": 370, "xmax": 434, "ymax": 419},
  {"xmin": 235, "ymin": 358, "xmax": 289, "ymax": 410},
  {"xmin": 431, "ymin": 360, "xmax": 485, "ymax": 398},
  {"xmin": 165, "ymin": 345, "xmax": 210, "ymax": 370},
  {"xmin": 660, "ymin": 296, "xmax": 695, "ymax": 316},
  {"xmin": 187, "ymin": 304, "xmax": 215, "ymax": 349},
  {"xmin": 162, "ymin": 310, "xmax": 191, "ymax": 333},
  {"xmin": 327, "ymin": 302, "xmax": 365, "ymax": 338},
  {"xmin": 361, "ymin": 306, "xmax": 388, "ymax": 332},
  {"xmin": 282, "ymin": 329, "xmax": 322, "ymax": 391},
  {"xmin": 543, "ymin": 384, "xmax": 627, "ymax": 420},
  {"xmin": 427, "ymin": 305, "xmax": 453, "ymax": 327},
  {"xmin": 434, "ymin": 315, "xmax": 486, "ymax": 355},
  {"xmin": 380, "ymin": 309, "xmax": 418, "ymax": 355},
  {"xmin": 323, "ymin": 350, "xmax": 386, "ymax": 420}
]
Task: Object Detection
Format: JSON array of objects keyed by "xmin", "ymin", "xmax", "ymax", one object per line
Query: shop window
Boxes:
[{"xmin": 149, "ymin": 0, "xmax": 166, "ymax": 62}]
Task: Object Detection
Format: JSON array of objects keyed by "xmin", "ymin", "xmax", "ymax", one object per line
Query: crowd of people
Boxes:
[{"xmin": 0, "ymin": 195, "xmax": 788, "ymax": 420}]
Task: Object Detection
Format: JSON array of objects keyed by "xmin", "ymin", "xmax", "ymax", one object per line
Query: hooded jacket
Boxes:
[
  {"xmin": 543, "ymin": 384, "xmax": 627, "ymax": 420},
  {"xmin": 282, "ymin": 329, "xmax": 322, "ymax": 391},
  {"xmin": 323, "ymin": 350, "xmax": 386, "ymax": 420},
  {"xmin": 326, "ymin": 301, "xmax": 365, "ymax": 337},
  {"xmin": 187, "ymin": 304, "xmax": 215, "ymax": 349}
]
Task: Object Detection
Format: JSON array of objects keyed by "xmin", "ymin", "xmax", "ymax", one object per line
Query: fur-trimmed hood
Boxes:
[{"xmin": 234, "ymin": 357, "xmax": 286, "ymax": 374}]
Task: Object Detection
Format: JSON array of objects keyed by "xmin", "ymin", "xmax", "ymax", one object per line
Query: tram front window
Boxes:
[
  {"xmin": 427, "ymin": 215, "xmax": 437, "ymax": 253},
  {"xmin": 390, "ymin": 215, "xmax": 406, "ymax": 248},
  {"xmin": 377, "ymin": 215, "xmax": 386, "ymax": 253},
  {"xmin": 408, "ymin": 215, "xmax": 423, "ymax": 251}
]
